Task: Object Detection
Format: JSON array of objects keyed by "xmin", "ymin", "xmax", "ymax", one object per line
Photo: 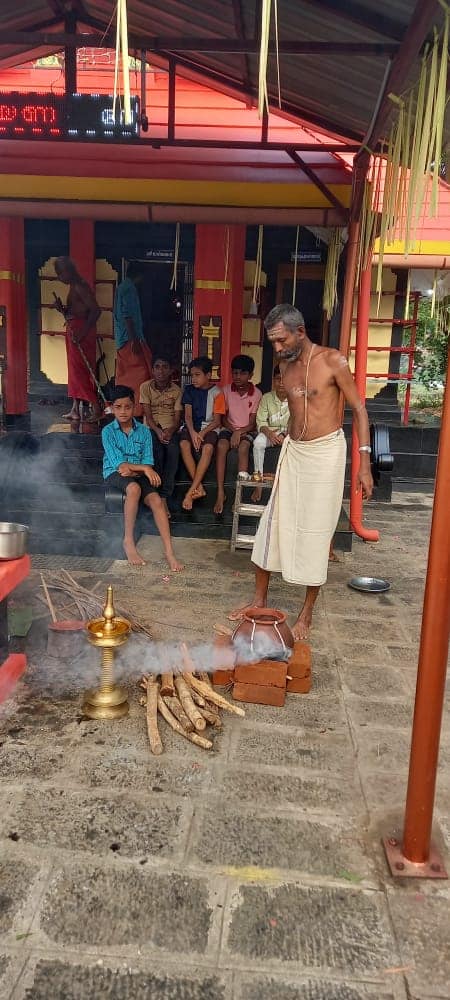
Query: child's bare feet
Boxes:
[
  {"xmin": 214, "ymin": 490, "xmax": 226, "ymax": 514},
  {"xmin": 63, "ymin": 410, "xmax": 79, "ymax": 421},
  {"xmin": 182, "ymin": 486, "xmax": 206, "ymax": 511},
  {"xmin": 250, "ymin": 486, "xmax": 263, "ymax": 502},
  {"xmin": 123, "ymin": 540, "xmax": 146, "ymax": 566},
  {"xmin": 167, "ymin": 555, "xmax": 184, "ymax": 572}
]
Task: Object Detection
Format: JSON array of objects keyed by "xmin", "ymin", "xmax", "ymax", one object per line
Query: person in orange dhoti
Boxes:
[
  {"xmin": 113, "ymin": 262, "xmax": 152, "ymax": 417},
  {"xmin": 54, "ymin": 256, "xmax": 102, "ymax": 423}
]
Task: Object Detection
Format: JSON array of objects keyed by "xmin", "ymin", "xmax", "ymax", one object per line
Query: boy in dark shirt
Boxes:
[{"xmin": 179, "ymin": 356, "xmax": 225, "ymax": 510}]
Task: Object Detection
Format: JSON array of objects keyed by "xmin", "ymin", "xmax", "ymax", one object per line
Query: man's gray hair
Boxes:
[{"xmin": 264, "ymin": 303, "xmax": 305, "ymax": 333}]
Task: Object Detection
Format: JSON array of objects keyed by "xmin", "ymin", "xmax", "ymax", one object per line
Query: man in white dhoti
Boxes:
[{"xmin": 229, "ymin": 304, "xmax": 373, "ymax": 640}]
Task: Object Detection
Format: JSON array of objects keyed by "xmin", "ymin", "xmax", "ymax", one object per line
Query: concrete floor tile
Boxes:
[
  {"xmin": 71, "ymin": 750, "xmax": 213, "ymax": 797},
  {"xmin": 236, "ymin": 696, "xmax": 347, "ymax": 731},
  {"xmin": 338, "ymin": 664, "xmax": 410, "ymax": 699},
  {"xmin": 231, "ymin": 727, "xmax": 355, "ymax": 773},
  {"xmin": 235, "ymin": 973, "xmax": 399, "ymax": 1000},
  {"xmin": 329, "ymin": 617, "xmax": 410, "ymax": 645},
  {"xmin": 226, "ymin": 883, "xmax": 396, "ymax": 972},
  {"xmin": 39, "ymin": 865, "xmax": 218, "ymax": 953},
  {"xmin": 16, "ymin": 958, "xmax": 228, "ymax": 1000},
  {"xmin": 0, "ymin": 862, "xmax": 40, "ymax": 937},
  {"xmin": 190, "ymin": 807, "xmax": 373, "ymax": 880},
  {"xmin": 216, "ymin": 767, "xmax": 365, "ymax": 815},
  {"xmin": 388, "ymin": 888, "xmax": 450, "ymax": 999},
  {"xmin": 1, "ymin": 788, "xmax": 188, "ymax": 862},
  {"xmin": 345, "ymin": 699, "xmax": 413, "ymax": 731}
]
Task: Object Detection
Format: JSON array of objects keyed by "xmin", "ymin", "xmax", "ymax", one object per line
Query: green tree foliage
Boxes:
[{"xmin": 413, "ymin": 297, "xmax": 449, "ymax": 387}]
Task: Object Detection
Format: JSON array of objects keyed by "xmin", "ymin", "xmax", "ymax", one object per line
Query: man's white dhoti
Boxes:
[{"xmin": 252, "ymin": 429, "xmax": 346, "ymax": 587}]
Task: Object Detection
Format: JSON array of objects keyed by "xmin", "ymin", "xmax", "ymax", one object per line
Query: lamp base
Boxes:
[{"xmin": 82, "ymin": 685, "xmax": 129, "ymax": 720}]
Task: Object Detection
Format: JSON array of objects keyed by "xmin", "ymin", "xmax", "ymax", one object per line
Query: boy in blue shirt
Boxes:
[
  {"xmin": 179, "ymin": 356, "xmax": 226, "ymax": 510},
  {"xmin": 102, "ymin": 385, "xmax": 184, "ymax": 570}
]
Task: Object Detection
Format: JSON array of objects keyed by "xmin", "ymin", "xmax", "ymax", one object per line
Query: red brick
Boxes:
[
  {"xmin": 232, "ymin": 681, "xmax": 286, "ymax": 707},
  {"xmin": 213, "ymin": 636, "xmax": 236, "ymax": 669},
  {"xmin": 212, "ymin": 669, "xmax": 235, "ymax": 686},
  {"xmin": 287, "ymin": 674, "xmax": 312, "ymax": 694},
  {"xmin": 287, "ymin": 642, "xmax": 312, "ymax": 679},
  {"xmin": 234, "ymin": 660, "xmax": 287, "ymax": 688}
]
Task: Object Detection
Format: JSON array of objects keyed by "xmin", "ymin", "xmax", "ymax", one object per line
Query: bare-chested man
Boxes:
[
  {"xmin": 229, "ymin": 303, "xmax": 373, "ymax": 640},
  {"xmin": 54, "ymin": 256, "xmax": 102, "ymax": 422}
]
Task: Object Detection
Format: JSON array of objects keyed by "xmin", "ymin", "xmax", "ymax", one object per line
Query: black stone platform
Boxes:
[{"xmin": 0, "ymin": 431, "xmax": 353, "ymax": 559}]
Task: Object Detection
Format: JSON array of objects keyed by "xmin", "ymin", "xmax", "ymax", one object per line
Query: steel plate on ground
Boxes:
[{"xmin": 348, "ymin": 576, "xmax": 390, "ymax": 593}]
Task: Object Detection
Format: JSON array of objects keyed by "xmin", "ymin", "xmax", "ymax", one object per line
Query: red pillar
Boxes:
[
  {"xmin": 193, "ymin": 224, "xmax": 245, "ymax": 380},
  {"xmin": 69, "ymin": 219, "xmax": 95, "ymax": 288},
  {"xmin": 349, "ymin": 256, "xmax": 379, "ymax": 543},
  {"xmin": 0, "ymin": 218, "xmax": 28, "ymax": 420}
]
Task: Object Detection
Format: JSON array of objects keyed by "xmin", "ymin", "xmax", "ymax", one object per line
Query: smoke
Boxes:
[
  {"xmin": 0, "ymin": 430, "xmax": 108, "ymax": 557},
  {"xmin": 18, "ymin": 627, "xmax": 288, "ymax": 704}
]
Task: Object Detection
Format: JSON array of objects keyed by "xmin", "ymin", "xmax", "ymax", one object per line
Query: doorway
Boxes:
[
  {"xmin": 276, "ymin": 263, "xmax": 326, "ymax": 345},
  {"xmin": 125, "ymin": 260, "xmax": 193, "ymax": 381}
]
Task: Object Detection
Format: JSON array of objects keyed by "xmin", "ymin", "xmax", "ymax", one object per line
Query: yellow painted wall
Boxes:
[{"xmin": 350, "ymin": 268, "xmax": 397, "ymax": 398}]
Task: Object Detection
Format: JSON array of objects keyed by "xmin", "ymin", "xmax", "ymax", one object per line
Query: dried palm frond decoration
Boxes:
[
  {"xmin": 250, "ymin": 225, "xmax": 264, "ymax": 315},
  {"xmin": 170, "ymin": 222, "xmax": 181, "ymax": 291},
  {"xmin": 223, "ymin": 225, "xmax": 230, "ymax": 293},
  {"xmin": 113, "ymin": 0, "xmax": 132, "ymax": 125},
  {"xmin": 323, "ymin": 228, "xmax": 345, "ymax": 319},
  {"xmin": 292, "ymin": 225, "xmax": 299, "ymax": 305},
  {"xmin": 258, "ymin": 0, "xmax": 282, "ymax": 117},
  {"xmin": 358, "ymin": 6, "xmax": 449, "ymax": 306}
]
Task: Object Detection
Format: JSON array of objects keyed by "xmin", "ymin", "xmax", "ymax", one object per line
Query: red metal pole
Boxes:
[
  {"xmin": 350, "ymin": 255, "xmax": 379, "ymax": 543},
  {"xmin": 402, "ymin": 345, "xmax": 450, "ymax": 863}
]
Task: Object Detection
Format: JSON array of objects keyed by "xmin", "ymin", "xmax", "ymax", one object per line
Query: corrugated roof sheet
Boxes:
[{"xmin": 0, "ymin": 1, "xmax": 446, "ymax": 143}]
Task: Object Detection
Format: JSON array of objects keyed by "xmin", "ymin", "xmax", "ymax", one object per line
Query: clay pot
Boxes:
[{"xmin": 232, "ymin": 607, "xmax": 294, "ymax": 661}]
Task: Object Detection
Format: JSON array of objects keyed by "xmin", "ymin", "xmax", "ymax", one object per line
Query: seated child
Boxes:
[
  {"xmin": 102, "ymin": 384, "xmax": 184, "ymax": 571},
  {"xmin": 251, "ymin": 365, "xmax": 289, "ymax": 501},
  {"xmin": 139, "ymin": 356, "xmax": 183, "ymax": 513},
  {"xmin": 179, "ymin": 356, "xmax": 225, "ymax": 510},
  {"xmin": 214, "ymin": 354, "xmax": 262, "ymax": 514}
]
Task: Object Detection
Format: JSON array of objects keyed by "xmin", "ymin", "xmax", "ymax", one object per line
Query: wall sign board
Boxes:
[{"xmin": 0, "ymin": 92, "xmax": 140, "ymax": 140}]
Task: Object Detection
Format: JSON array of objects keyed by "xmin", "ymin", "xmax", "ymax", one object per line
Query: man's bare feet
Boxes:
[
  {"xmin": 214, "ymin": 490, "xmax": 226, "ymax": 515},
  {"xmin": 167, "ymin": 555, "xmax": 184, "ymax": 572},
  {"xmin": 328, "ymin": 547, "xmax": 340, "ymax": 563},
  {"xmin": 227, "ymin": 599, "xmax": 266, "ymax": 621},
  {"xmin": 250, "ymin": 486, "xmax": 263, "ymax": 502},
  {"xmin": 291, "ymin": 611, "xmax": 312, "ymax": 641},
  {"xmin": 123, "ymin": 541, "xmax": 146, "ymax": 566}
]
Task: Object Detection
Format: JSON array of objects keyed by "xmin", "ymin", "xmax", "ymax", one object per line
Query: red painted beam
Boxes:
[{"xmin": 0, "ymin": 653, "xmax": 27, "ymax": 704}]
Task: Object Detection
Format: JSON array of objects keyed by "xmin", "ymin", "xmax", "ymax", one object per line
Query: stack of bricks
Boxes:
[{"xmin": 212, "ymin": 635, "xmax": 311, "ymax": 706}]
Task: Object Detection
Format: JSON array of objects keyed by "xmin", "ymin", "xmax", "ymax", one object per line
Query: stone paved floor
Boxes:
[{"xmin": 1, "ymin": 494, "xmax": 450, "ymax": 1000}]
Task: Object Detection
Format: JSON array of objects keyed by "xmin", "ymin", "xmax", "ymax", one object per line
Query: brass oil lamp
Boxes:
[{"xmin": 83, "ymin": 585, "xmax": 131, "ymax": 720}]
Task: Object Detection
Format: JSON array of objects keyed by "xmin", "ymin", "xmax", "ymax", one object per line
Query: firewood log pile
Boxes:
[{"xmin": 139, "ymin": 644, "xmax": 245, "ymax": 754}]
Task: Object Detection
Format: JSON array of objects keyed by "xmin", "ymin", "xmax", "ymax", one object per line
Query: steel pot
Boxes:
[{"xmin": 0, "ymin": 522, "xmax": 29, "ymax": 561}]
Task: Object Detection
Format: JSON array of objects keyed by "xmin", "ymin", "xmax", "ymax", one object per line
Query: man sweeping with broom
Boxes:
[
  {"xmin": 54, "ymin": 256, "xmax": 103, "ymax": 423},
  {"xmin": 228, "ymin": 304, "xmax": 374, "ymax": 641}
]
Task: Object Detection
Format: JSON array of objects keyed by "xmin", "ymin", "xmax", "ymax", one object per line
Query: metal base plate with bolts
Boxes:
[{"xmin": 383, "ymin": 835, "xmax": 448, "ymax": 878}]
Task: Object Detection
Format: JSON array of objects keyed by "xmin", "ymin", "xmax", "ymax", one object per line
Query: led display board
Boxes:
[{"xmin": 0, "ymin": 92, "xmax": 140, "ymax": 140}]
